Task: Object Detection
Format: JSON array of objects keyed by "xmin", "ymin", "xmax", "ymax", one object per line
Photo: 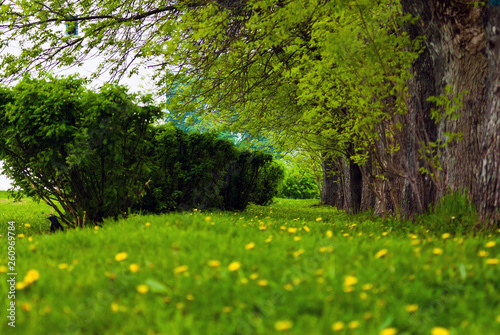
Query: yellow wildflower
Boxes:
[
  {"xmin": 344, "ymin": 275, "xmax": 358, "ymax": 287},
  {"xmin": 129, "ymin": 264, "xmax": 139, "ymax": 273},
  {"xmin": 275, "ymin": 320, "xmax": 293, "ymax": 331},
  {"xmin": 431, "ymin": 327, "xmax": 450, "ymax": 335},
  {"xmin": 115, "ymin": 252, "xmax": 128, "ymax": 261},
  {"xmin": 245, "ymin": 242, "xmax": 255, "ymax": 250},
  {"xmin": 486, "ymin": 241, "xmax": 496, "ymax": 248},
  {"xmin": 380, "ymin": 328, "xmax": 398, "ymax": 335},
  {"xmin": 375, "ymin": 249, "xmax": 388, "ymax": 259},
  {"xmin": 137, "ymin": 284, "xmax": 149, "ymax": 294},
  {"xmin": 332, "ymin": 321, "xmax": 344, "ymax": 331},
  {"xmin": 208, "ymin": 260, "xmax": 220, "ymax": 268},
  {"xmin": 174, "ymin": 265, "xmax": 188, "ymax": 274},
  {"xmin": 433, "ymin": 248, "xmax": 443, "ymax": 255},
  {"xmin": 405, "ymin": 304, "xmax": 418, "ymax": 312},
  {"xmin": 228, "ymin": 261, "xmax": 241, "ymax": 272},
  {"xmin": 486, "ymin": 258, "xmax": 499, "ymax": 265}
]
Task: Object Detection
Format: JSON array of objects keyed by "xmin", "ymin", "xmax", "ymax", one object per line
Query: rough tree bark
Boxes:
[{"xmin": 401, "ymin": 0, "xmax": 500, "ymax": 224}]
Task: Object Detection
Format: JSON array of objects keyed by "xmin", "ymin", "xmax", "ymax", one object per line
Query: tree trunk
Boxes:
[
  {"xmin": 401, "ymin": 0, "xmax": 500, "ymax": 225},
  {"xmin": 321, "ymin": 157, "xmax": 338, "ymax": 206}
]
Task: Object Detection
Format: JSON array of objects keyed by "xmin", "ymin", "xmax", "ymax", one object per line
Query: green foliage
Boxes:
[
  {"xmin": 137, "ymin": 124, "xmax": 238, "ymax": 212},
  {"xmin": 139, "ymin": 125, "xmax": 284, "ymax": 212},
  {"xmin": 416, "ymin": 191, "xmax": 479, "ymax": 233},
  {"xmin": 0, "ymin": 76, "xmax": 162, "ymax": 225},
  {"xmin": 279, "ymin": 169, "xmax": 320, "ymax": 200}
]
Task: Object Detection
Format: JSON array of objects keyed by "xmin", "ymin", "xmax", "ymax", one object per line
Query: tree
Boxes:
[{"xmin": 398, "ymin": 0, "xmax": 500, "ymax": 224}]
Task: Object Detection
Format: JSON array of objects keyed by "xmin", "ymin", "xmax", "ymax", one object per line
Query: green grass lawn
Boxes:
[{"xmin": 0, "ymin": 193, "xmax": 499, "ymax": 335}]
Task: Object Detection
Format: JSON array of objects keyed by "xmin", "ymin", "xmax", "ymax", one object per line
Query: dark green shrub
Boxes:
[
  {"xmin": 137, "ymin": 124, "xmax": 238, "ymax": 212},
  {"xmin": 0, "ymin": 76, "xmax": 161, "ymax": 226},
  {"xmin": 138, "ymin": 125, "xmax": 283, "ymax": 212}
]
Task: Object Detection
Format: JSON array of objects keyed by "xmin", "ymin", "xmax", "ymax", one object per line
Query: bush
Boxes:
[
  {"xmin": 279, "ymin": 170, "xmax": 320, "ymax": 199},
  {"xmin": 0, "ymin": 76, "xmax": 283, "ymax": 227},
  {"xmin": 0, "ymin": 76, "xmax": 161, "ymax": 226},
  {"xmin": 138, "ymin": 125, "xmax": 284, "ymax": 212}
]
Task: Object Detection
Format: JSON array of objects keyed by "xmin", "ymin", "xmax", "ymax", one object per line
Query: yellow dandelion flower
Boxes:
[
  {"xmin": 382, "ymin": 232, "xmax": 389, "ymax": 236},
  {"xmin": 284, "ymin": 283, "xmax": 293, "ymax": 291},
  {"xmin": 303, "ymin": 226, "xmax": 310, "ymax": 232},
  {"xmin": 316, "ymin": 217, "xmax": 322, "ymax": 222},
  {"xmin": 359, "ymin": 292, "xmax": 368, "ymax": 300},
  {"xmin": 58, "ymin": 263, "xmax": 69, "ymax": 270},
  {"xmin": 257, "ymin": 279, "xmax": 268, "ymax": 287},
  {"xmin": 0, "ymin": 266, "xmax": 7, "ymax": 273},
  {"xmin": 326, "ymin": 230, "xmax": 333, "ymax": 238},
  {"xmin": 111, "ymin": 302, "xmax": 120, "ymax": 312},
  {"xmin": 362, "ymin": 283, "xmax": 373, "ymax": 291},
  {"xmin": 478, "ymin": 250, "xmax": 489, "ymax": 257},
  {"xmin": 240, "ymin": 278, "xmax": 249, "ymax": 284},
  {"xmin": 486, "ymin": 258, "xmax": 499, "ymax": 265},
  {"xmin": 16, "ymin": 282, "xmax": 26, "ymax": 290},
  {"xmin": 380, "ymin": 328, "xmax": 398, "ymax": 335},
  {"xmin": 344, "ymin": 275, "xmax": 358, "ymax": 287},
  {"xmin": 186, "ymin": 294, "xmax": 194, "ymax": 301},
  {"xmin": 245, "ymin": 242, "xmax": 255, "ymax": 250},
  {"xmin": 21, "ymin": 303, "xmax": 32, "ymax": 312},
  {"xmin": 294, "ymin": 236, "xmax": 301, "ymax": 241},
  {"xmin": 363, "ymin": 312, "xmax": 373, "ymax": 320},
  {"xmin": 405, "ymin": 304, "xmax": 418, "ymax": 312},
  {"xmin": 375, "ymin": 249, "xmax": 388, "ymax": 259},
  {"xmin": 441, "ymin": 233, "xmax": 450, "ymax": 239},
  {"xmin": 486, "ymin": 241, "xmax": 496, "ymax": 248},
  {"xmin": 94, "ymin": 226, "xmax": 99, "ymax": 230},
  {"xmin": 292, "ymin": 249, "xmax": 305, "ymax": 257},
  {"xmin": 275, "ymin": 320, "xmax": 293, "ymax": 331},
  {"xmin": 496, "ymin": 315, "xmax": 500, "ymax": 323},
  {"xmin": 115, "ymin": 252, "xmax": 128, "ymax": 261},
  {"xmin": 431, "ymin": 327, "xmax": 450, "ymax": 335},
  {"xmin": 24, "ymin": 223, "xmax": 31, "ymax": 228},
  {"xmin": 28, "ymin": 237, "xmax": 33, "ymax": 242},
  {"xmin": 250, "ymin": 273, "xmax": 259, "ymax": 280},
  {"xmin": 223, "ymin": 306, "xmax": 232, "ymax": 313},
  {"xmin": 259, "ymin": 226, "xmax": 267, "ymax": 231},
  {"xmin": 205, "ymin": 216, "xmax": 212, "ymax": 222},
  {"xmin": 129, "ymin": 264, "xmax": 139, "ymax": 272},
  {"xmin": 332, "ymin": 321, "xmax": 344, "ymax": 331},
  {"xmin": 137, "ymin": 284, "xmax": 149, "ymax": 294},
  {"xmin": 208, "ymin": 260, "xmax": 220, "ymax": 268},
  {"xmin": 174, "ymin": 265, "xmax": 188, "ymax": 274},
  {"xmin": 145, "ymin": 222, "xmax": 151, "ymax": 226},
  {"xmin": 433, "ymin": 248, "xmax": 443, "ymax": 255},
  {"xmin": 288, "ymin": 227, "xmax": 297, "ymax": 233},
  {"xmin": 228, "ymin": 261, "xmax": 241, "ymax": 272},
  {"xmin": 348, "ymin": 321, "xmax": 360, "ymax": 329},
  {"xmin": 24, "ymin": 269, "xmax": 40, "ymax": 285},
  {"xmin": 265, "ymin": 236, "xmax": 273, "ymax": 243},
  {"xmin": 17, "ymin": 234, "xmax": 25, "ymax": 238}
]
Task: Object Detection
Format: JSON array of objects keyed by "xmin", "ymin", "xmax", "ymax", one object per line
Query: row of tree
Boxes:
[{"xmin": 0, "ymin": 0, "xmax": 498, "ymax": 225}]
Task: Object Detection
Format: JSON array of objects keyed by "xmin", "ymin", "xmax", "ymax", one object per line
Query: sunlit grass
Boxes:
[{"xmin": 0, "ymin": 195, "xmax": 499, "ymax": 334}]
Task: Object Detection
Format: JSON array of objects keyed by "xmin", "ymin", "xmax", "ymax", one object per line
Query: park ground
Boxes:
[{"xmin": 0, "ymin": 191, "xmax": 499, "ymax": 335}]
